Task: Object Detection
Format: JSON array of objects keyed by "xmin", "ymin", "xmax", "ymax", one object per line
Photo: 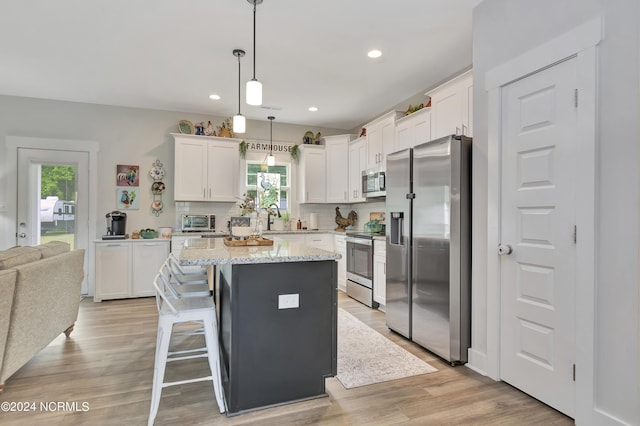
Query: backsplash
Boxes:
[{"xmin": 175, "ymin": 200, "xmax": 386, "ymax": 232}]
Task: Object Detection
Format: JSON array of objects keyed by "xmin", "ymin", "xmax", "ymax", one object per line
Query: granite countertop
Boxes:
[{"xmin": 179, "ymin": 235, "xmax": 341, "ymax": 266}]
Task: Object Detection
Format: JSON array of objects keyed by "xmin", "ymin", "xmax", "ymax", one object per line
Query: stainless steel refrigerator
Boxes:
[{"xmin": 386, "ymin": 134, "xmax": 471, "ymax": 364}]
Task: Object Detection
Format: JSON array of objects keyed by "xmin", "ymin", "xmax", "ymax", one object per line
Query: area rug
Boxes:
[{"xmin": 336, "ymin": 308, "xmax": 438, "ymax": 389}]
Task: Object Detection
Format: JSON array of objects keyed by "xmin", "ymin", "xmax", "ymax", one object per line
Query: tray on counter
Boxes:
[{"xmin": 223, "ymin": 237, "xmax": 274, "ymax": 247}]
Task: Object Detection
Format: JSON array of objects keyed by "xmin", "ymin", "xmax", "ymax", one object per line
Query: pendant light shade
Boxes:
[
  {"xmin": 232, "ymin": 49, "xmax": 246, "ymax": 134},
  {"xmin": 267, "ymin": 115, "xmax": 275, "ymax": 166},
  {"xmin": 246, "ymin": 0, "xmax": 263, "ymax": 106},
  {"xmin": 246, "ymin": 79, "xmax": 262, "ymax": 106}
]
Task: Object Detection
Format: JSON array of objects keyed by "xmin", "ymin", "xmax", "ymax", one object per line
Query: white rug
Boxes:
[{"xmin": 336, "ymin": 308, "xmax": 438, "ymax": 389}]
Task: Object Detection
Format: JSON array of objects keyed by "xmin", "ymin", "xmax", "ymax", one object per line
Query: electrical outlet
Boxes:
[
  {"xmin": 0, "ymin": 202, "xmax": 7, "ymax": 213},
  {"xmin": 278, "ymin": 293, "xmax": 299, "ymax": 310}
]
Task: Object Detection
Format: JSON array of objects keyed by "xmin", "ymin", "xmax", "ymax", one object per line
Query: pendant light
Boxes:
[
  {"xmin": 246, "ymin": 0, "xmax": 263, "ymax": 106},
  {"xmin": 267, "ymin": 115, "xmax": 275, "ymax": 166},
  {"xmin": 232, "ymin": 49, "xmax": 246, "ymax": 134}
]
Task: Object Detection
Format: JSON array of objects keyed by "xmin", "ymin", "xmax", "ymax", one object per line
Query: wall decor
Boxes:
[
  {"xmin": 116, "ymin": 164, "xmax": 139, "ymax": 186},
  {"xmin": 116, "ymin": 188, "xmax": 140, "ymax": 210},
  {"xmin": 149, "ymin": 160, "xmax": 165, "ymax": 217}
]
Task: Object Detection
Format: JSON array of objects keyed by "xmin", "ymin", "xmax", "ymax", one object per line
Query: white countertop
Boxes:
[{"xmin": 179, "ymin": 236, "xmax": 341, "ymax": 266}]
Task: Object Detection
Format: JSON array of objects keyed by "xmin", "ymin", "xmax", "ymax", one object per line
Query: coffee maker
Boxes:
[{"xmin": 103, "ymin": 211, "xmax": 127, "ymax": 239}]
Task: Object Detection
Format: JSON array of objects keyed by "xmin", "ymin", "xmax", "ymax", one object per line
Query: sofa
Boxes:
[{"xmin": 0, "ymin": 241, "xmax": 85, "ymax": 393}]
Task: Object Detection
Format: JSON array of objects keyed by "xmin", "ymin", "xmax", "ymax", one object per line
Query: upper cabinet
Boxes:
[
  {"xmin": 298, "ymin": 145, "xmax": 326, "ymax": 203},
  {"xmin": 395, "ymin": 107, "xmax": 432, "ymax": 152},
  {"xmin": 325, "ymin": 134, "xmax": 356, "ymax": 203},
  {"xmin": 348, "ymin": 137, "xmax": 367, "ymax": 203},
  {"xmin": 365, "ymin": 111, "xmax": 404, "ymax": 170},
  {"xmin": 173, "ymin": 133, "xmax": 241, "ymax": 202},
  {"xmin": 428, "ymin": 70, "xmax": 473, "ymax": 139}
]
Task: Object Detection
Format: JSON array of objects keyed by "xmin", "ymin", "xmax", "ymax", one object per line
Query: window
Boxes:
[{"xmin": 245, "ymin": 162, "xmax": 289, "ymax": 211}]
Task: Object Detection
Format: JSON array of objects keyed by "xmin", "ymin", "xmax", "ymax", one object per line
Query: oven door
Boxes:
[{"xmin": 346, "ymin": 237, "xmax": 373, "ymax": 286}]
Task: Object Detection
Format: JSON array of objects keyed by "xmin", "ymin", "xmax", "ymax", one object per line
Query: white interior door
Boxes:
[
  {"xmin": 499, "ymin": 56, "xmax": 577, "ymax": 417},
  {"xmin": 17, "ymin": 148, "xmax": 90, "ymax": 294}
]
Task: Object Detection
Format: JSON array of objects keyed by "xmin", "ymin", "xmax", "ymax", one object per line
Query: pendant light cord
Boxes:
[
  {"xmin": 269, "ymin": 116, "xmax": 274, "ymax": 156},
  {"xmin": 237, "ymin": 53, "xmax": 241, "ymax": 114},
  {"xmin": 252, "ymin": 1, "xmax": 257, "ymax": 80}
]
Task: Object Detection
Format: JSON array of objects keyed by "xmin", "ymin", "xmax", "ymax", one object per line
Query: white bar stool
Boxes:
[
  {"xmin": 148, "ymin": 272, "xmax": 225, "ymax": 426},
  {"xmin": 159, "ymin": 258, "xmax": 210, "ymax": 298},
  {"xmin": 167, "ymin": 252, "xmax": 208, "ymax": 285}
]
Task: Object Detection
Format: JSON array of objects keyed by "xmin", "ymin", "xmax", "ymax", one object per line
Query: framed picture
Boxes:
[
  {"xmin": 116, "ymin": 188, "xmax": 140, "ymax": 210},
  {"xmin": 116, "ymin": 164, "xmax": 140, "ymax": 186}
]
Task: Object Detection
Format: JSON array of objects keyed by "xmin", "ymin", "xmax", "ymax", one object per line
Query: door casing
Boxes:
[
  {"xmin": 6, "ymin": 136, "xmax": 99, "ymax": 295},
  {"xmin": 483, "ymin": 17, "xmax": 600, "ymax": 424}
]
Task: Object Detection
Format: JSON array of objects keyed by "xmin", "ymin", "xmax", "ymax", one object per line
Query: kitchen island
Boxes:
[{"xmin": 179, "ymin": 236, "xmax": 340, "ymax": 415}]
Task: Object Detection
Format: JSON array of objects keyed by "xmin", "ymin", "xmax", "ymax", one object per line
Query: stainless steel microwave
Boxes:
[
  {"xmin": 181, "ymin": 214, "xmax": 215, "ymax": 232},
  {"xmin": 362, "ymin": 168, "xmax": 386, "ymax": 198}
]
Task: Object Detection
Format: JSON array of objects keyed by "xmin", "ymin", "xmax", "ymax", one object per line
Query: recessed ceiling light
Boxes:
[
  {"xmin": 209, "ymin": 94, "xmax": 221, "ymax": 100},
  {"xmin": 308, "ymin": 106, "xmax": 318, "ymax": 112},
  {"xmin": 367, "ymin": 49, "xmax": 382, "ymax": 59}
]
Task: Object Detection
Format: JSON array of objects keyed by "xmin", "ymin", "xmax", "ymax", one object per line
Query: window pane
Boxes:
[{"xmin": 279, "ymin": 190, "xmax": 288, "ymax": 210}]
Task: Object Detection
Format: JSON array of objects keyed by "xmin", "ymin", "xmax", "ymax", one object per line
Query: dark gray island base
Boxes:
[
  {"xmin": 219, "ymin": 260, "xmax": 337, "ymax": 415},
  {"xmin": 178, "ymin": 237, "xmax": 340, "ymax": 415}
]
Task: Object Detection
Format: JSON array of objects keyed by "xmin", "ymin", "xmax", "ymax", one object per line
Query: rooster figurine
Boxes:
[{"xmin": 335, "ymin": 207, "xmax": 357, "ymax": 232}]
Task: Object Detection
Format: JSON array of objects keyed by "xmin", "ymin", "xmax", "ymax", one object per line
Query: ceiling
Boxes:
[{"xmin": 0, "ymin": 0, "xmax": 481, "ymax": 130}]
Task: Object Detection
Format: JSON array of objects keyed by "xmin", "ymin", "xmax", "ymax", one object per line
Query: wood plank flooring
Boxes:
[{"xmin": 0, "ymin": 292, "xmax": 573, "ymax": 425}]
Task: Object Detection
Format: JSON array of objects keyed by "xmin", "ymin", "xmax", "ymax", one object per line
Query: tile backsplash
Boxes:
[{"xmin": 175, "ymin": 200, "xmax": 386, "ymax": 232}]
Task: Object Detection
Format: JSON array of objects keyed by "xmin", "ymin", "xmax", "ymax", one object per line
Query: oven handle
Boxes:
[{"xmin": 346, "ymin": 237, "xmax": 372, "ymax": 246}]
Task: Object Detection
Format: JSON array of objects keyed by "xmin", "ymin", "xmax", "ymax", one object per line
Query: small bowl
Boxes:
[{"xmin": 140, "ymin": 230, "xmax": 157, "ymax": 239}]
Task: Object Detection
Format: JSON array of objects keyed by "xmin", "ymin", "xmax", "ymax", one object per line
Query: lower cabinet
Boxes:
[
  {"xmin": 305, "ymin": 233, "xmax": 334, "ymax": 251},
  {"xmin": 373, "ymin": 239, "xmax": 386, "ymax": 308},
  {"xmin": 94, "ymin": 239, "xmax": 170, "ymax": 302},
  {"xmin": 334, "ymin": 234, "xmax": 346, "ymax": 292}
]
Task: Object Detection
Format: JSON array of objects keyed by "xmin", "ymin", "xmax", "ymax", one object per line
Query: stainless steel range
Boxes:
[{"xmin": 345, "ymin": 232, "xmax": 382, "ymax": 308}]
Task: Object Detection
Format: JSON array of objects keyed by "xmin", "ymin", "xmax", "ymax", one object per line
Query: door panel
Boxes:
[
  {"xmin": 500, "ymin": 57, "xmax": 577, "ymax": 417},
  {"xmin": 17, "ymin": 148, "xmax": 89, "ymax": 294}
]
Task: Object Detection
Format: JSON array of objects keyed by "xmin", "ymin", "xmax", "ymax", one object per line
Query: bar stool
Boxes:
[
  {"xmin": 148, "ymin": 272, "xmax": 225, "ymax": 426},
  {"xmin": 167, "ymin": 252, "xmax": 208, "ymax": 285},
  {"xmin": 159, "ymin": 258, "xmax": 210, "ymax": 298}
]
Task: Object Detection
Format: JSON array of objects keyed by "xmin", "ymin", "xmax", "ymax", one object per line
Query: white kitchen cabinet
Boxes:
[
  {"xmin": 173, "ymin": 133, "xmax": 241, "ymax": 202},
  {"xmin": 428, "ymin": 70, "xmax": 473, "ymax": 139},
  {"xmin": 373, "ymin": 239, "xmax": 386, "ymax": 308},
  {"xmin": 365, "ymin": 110, "xmax": 404, "ymax": 169},
  {"xmin": 395, "ymin": 107, "xmax": 432, "ymax": 151},
  {"xmin": 297, "ymin": 145, "xmax": 326, "ymax": 203},
  {"xmin": 348, "ymin": 137, "xmax": 367, "ymax": 203},
  {"xmin": 335, "ymin": 234, "xmax": 346, "ymax": 292},
  {"xmin": 94, "ymin": 239, "xmax": 170, "ymax": 302},
  {"xmin": 324, "ymin": 134, "xmax": 355, "ymax": 203}
]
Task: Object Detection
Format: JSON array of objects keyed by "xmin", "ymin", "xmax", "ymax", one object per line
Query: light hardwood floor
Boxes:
[{"xmin": 0, "ymin": 292, "xmax": 573, "ymax": 425}]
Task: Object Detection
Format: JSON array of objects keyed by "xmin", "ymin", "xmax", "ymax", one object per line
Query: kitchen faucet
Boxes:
[{"xmin": 265, "ymin": 203, "xmax": 281, "ymax": 231}]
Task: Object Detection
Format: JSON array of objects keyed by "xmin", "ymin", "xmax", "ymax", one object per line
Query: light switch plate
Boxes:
[
  {"xmin": 278, "ymin": 293, "xmax": 299, "ymax": 309},
  {"xmin": 0, "ymin": 202, "xmax": 7, "ymax": 213}
]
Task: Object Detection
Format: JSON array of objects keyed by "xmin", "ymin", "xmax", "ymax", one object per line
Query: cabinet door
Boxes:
[
  {"xmin": 374, "ymin": 254, "xmax": 386, "ymax": 306},
  {"xmin": 95, "ymin": 243, "xmax": 131, "ymax": 301},
  {"xmin": 131, "ymin": 241, "xmax": 169, "ymax": 297},
  {"xmin": 431, "ymin": 88, "xmax": 463, "ymax": 139},
  {"xmin": 335, "ymin": 235, "xmax": 347, "ymax": 292},
  {"xmin": 462, "ymin": 78, "xmax": 473, "ymax": 137},
  {"xmin": 366, "ymin": 124, "xmax": 382, "ymax": 169},
  {"xmin": 413, "ymin": 109, "xmax": 431, "ymax": 146},
  {"xmin": 348, "ymin": 138, "xmax": 366, "ymax": 202},
  {"xmin": 174, "ymin": 139, "xmax": 208, "ymax": 201},
  {"xmin": 299, "ymin": 147, "xmax": 326, "ymax": 203},
  {"xmin": 207, "ymin": 140, "xmax": 240, "ymax": 202},
  {"xmin": 325, "ymin": 138, "xmax": 349, "ymax": 203},
  {"xmin": 380, "ymin": 118, "xmax": 396, "ymax": 167},
  {"xmin": 373, "ymin": 240, "xmax": 386, "ymax": 306},
  {"xmin": 395, "ymin": 120, "xmax": 413, "ymax": 152}
]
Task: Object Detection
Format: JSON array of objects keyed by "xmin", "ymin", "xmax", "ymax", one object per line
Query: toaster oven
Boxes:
[{"xmin": 181, "ymin": 214, "xmax": 215, "ymax": 232}]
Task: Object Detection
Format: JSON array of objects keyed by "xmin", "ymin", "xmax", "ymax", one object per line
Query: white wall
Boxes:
[
  {"xmin": 472, "ymin": 1, "xmax": 639, "ymax": 424},
  {"xmin": 0, "ymin": 95, "xmax": 345, "ymax": 249}
]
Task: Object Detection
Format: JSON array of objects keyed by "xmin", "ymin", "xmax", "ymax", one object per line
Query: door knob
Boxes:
[
  {"xmin": 498, "ymin": 244, "xmax": 513, "ymax": 255},
  {"xmin": 18, "ymin": 232, "xmax": 27, "ymax": 238}
]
